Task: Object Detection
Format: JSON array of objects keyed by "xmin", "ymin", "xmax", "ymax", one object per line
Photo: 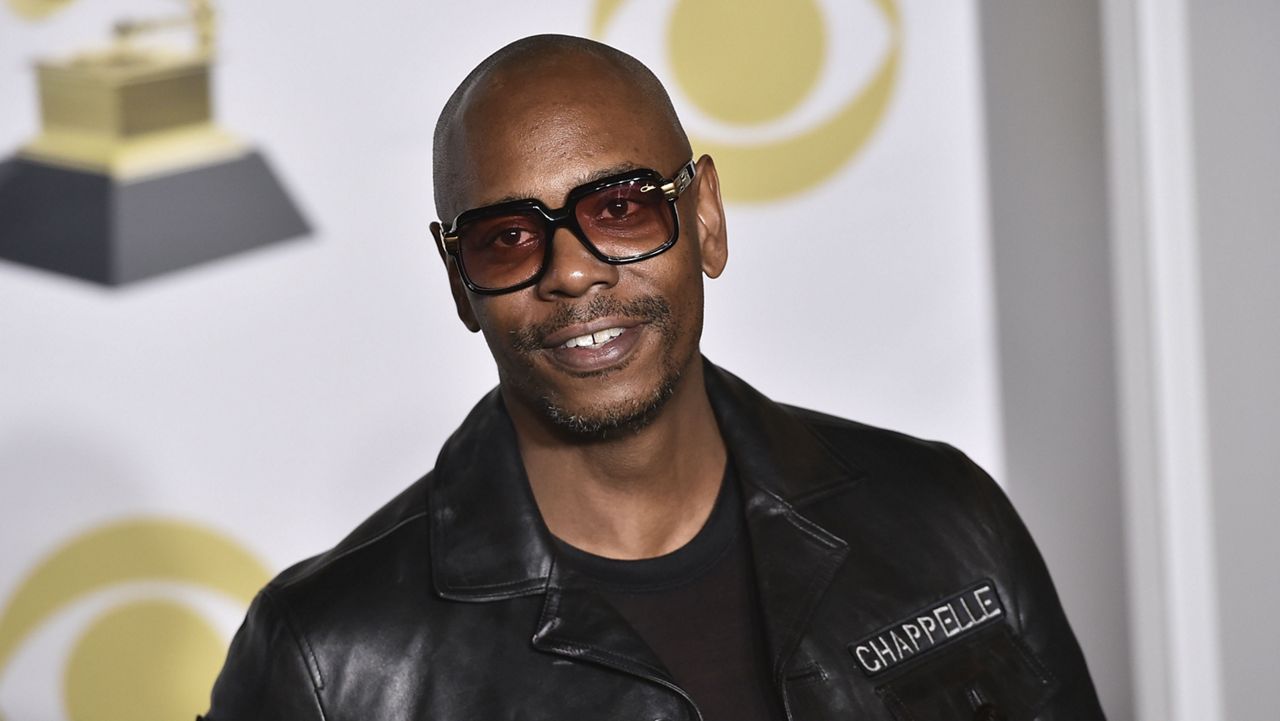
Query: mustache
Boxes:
[{"xmin": 509, "ymin": 295, "xmax": 672, "ymax": 352}]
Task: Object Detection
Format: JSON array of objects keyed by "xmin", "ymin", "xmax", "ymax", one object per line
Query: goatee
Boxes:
[{"xmin": 507, "ymin": 294, "xmax": 682, "ymax": 439}]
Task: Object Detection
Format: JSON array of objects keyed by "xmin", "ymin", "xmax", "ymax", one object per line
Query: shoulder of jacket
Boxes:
[
  {"xmin": 222, "ymin": 473, "xmax": 444, "ymax": 710},
  {"xmin": 776, "ymin": 403, "xmax": 1010, "ymax": 529},
  {"xmin": 782, "ymin": 403, "xmax": 971, "ymax": 476},
  {"xmin": 267, "ymin": 471, "xmax": 434, "ymax": 595}
]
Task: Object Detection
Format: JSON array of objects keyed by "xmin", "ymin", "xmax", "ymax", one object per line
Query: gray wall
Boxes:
[
  {"xmin": 1188, "ymin": 1, "xmax": 1280, "ymax": 719},
  {"xmin": 978, "ymin": 2, "xmax": 1133, "ymax": 718}
]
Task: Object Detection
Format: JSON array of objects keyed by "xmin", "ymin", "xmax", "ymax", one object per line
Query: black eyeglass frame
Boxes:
[{"xmin": 433, "ymin": 159, "xmax": 697, "ymax": 295}]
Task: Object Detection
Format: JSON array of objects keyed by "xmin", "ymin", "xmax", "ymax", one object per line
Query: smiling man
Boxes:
[{"xmin": 204, "ymin": 35, "xmax": 1104, "ymax": 721}]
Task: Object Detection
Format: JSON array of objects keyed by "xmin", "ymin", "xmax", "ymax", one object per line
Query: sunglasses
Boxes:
[{"xmin": 432, "ymin": 160, "xmax": 697, "ymax": 294}]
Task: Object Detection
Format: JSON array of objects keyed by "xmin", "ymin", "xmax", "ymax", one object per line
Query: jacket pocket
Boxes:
[{"xmin": 875, "ymin": 625, "xmax": 1057, "ymax": 721}]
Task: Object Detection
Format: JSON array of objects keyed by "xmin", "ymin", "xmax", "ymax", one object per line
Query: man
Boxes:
[{"xmin": 205, "ymin": 35, "xmax": 1104, "ymax": 721}]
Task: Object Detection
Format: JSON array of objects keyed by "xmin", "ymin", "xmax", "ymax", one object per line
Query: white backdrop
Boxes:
[{"xmin": 0, "ymin": 1, "xmax": 998, "ymax": 717}]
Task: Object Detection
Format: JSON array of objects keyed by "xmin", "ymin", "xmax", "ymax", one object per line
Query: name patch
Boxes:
[{"xmin": 848, "ymin": 581, "xmax": 1005, "ymax": 677}]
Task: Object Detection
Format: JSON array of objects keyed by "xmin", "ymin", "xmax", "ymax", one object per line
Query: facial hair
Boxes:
[{"xmin": 505, "ymin": 294, "xmax": 682, "ymax": 439}]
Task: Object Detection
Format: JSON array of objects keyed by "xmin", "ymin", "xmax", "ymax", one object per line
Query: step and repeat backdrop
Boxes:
[{"xmin": 0, "ymin": 1, "xmax": 997, "ymax": 718}]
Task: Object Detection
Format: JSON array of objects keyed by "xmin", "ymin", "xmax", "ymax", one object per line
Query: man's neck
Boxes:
[{"xmin": 505, "ymin": 363, "xmax": 727, "ymax": 561}]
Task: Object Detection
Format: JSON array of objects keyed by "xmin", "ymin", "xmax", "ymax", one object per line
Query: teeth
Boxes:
[
  {"xmin": 593, "ymin": 327, "xmax": 624, "ymax": 344},
  {"xmin": 562, "ymin": 327, "xmax": 625, "ymax": 349}
]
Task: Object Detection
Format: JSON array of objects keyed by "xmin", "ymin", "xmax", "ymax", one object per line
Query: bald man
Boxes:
[{"xmin": 204, "ymin": 36, "xmax": 1104, "ymax": 721}]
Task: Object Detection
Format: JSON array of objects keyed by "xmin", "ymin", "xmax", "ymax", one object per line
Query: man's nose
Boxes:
[{"xmin": 535, "ymin": 227, "xmax": 619, "ymax": 299}]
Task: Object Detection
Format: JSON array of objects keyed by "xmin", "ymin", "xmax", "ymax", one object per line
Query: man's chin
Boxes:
[{"xmin": 535, "ymin": 374, "xmax": 680, "ymax": 440}]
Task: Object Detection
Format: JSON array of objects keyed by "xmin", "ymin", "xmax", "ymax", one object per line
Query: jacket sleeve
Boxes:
[
  {"xmin": 948, "ymin": 446, "xmax": 1107, "ymax": 721},
  {"xmin": 202, "ymin": 588, "xmax": 326, "ymax": 721}
]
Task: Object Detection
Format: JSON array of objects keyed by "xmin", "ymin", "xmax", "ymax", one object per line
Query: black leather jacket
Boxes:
[{"xmin": 205, "ymin": 362, "xmax": 1105, "ymax": 721}]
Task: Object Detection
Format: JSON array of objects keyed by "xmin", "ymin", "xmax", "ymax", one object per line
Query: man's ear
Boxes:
[
  {"xmin": 691, "ymin": 155, "xmax": 728, "ymax": 279},
  {"xmin": 431, "ymin": 222, "xmax": 482, "ymax": 333}
]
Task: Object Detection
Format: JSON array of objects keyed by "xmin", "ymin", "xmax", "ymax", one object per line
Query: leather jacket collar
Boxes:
[{"xmin": 428, "ymin": 359, "xmax": 865, "ymax": 682}]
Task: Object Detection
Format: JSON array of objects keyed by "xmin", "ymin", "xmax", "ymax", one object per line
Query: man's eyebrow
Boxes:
[
  {"xmin": 484, "ymin": 162, "xmax": 647, "ymax": 207},
  {"xmin": 571, "ymin": 162, "xmax": 645, "ymax": 187}
]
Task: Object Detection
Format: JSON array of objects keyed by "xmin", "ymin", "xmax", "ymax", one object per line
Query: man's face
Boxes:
[{"xmin": 439, "ymin": 63, "xmax": 725, "ymax": 436}]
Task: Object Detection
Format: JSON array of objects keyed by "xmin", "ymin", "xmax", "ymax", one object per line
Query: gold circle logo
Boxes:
[
  {"xmin": 0, "ymin": 519, "xmax": 270, "ymax": 721},
  {"xmin": 593, "ymin": 0, "xmax": 902, "ymax": 202}
]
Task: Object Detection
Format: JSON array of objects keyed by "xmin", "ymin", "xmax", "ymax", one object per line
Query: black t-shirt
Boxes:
[{"xmin": 552, "ymin": 463, "xmax": 785, "ymax": 721}]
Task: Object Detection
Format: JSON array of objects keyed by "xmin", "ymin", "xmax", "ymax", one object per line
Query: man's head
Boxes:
[{"xmin": 431, "ymin": 35, "xmax": 727, "ymax": 439}]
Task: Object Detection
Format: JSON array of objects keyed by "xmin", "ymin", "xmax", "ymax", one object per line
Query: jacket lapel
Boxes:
[
  {"xmin": 704, "ymin": 362, "xmax": 862, "ymax": 680},
  {"xmin": 531, "ymin": 560, "xmax": 701, "ymax": 717},
  {"xmin": 429, "ymin": 390, "xmax": 698, "ymax": 713},
  {"xmin": 428, "ymin": 388, "xmax": 552, "ymax": 601}
]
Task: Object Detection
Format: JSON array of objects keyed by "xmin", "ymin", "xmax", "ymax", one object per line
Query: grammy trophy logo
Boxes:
[{"xmin": 0, "ymin": 0, "xmax": 309, "ymax": 286}]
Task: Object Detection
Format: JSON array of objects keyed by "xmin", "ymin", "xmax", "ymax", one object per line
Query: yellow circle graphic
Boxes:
[
  {"xmin": 593, "ymin": 0, "xmax": 902, "ymax": 202},
  {"xmin": 65, "ymin": 600, "xmax": 224, "ymax": 721},
  {"xmin": 668, "ymin": 0, "xmax": 825, "ymax": 126},
  {"xmin": 0, "ymin": 519, "xmax": 271, "ymax": 721}
]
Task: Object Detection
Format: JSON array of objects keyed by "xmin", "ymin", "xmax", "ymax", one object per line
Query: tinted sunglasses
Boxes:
[{"xmin": 432, "ymin": 160, "xmax": 697, "ymax": 294}]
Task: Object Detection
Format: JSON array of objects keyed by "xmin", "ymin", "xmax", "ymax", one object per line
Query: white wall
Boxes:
[{"xmin": 1188, "ymin": 1, "xmax": 1280, "ymax": 719}]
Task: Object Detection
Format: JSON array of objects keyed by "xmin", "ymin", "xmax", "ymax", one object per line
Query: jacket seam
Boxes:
[
  {"xmin": 1007, "ymin": 625, "xmax": 1059, "ymax": 691},
  {"xmin": 440, "ymin": 575, "xmax": 546, "ymax": 591},
  {"xmin": 943, "ymin": 443, "xmax": 1027, "ymax": 634},
  {"xmin": 783, "ymin": 508, "xmax": 845, "ymax": 549},
  {"xmin": 785, "ymin": 406, "xmax": 868, "ymax": 472},
  {"xmin": 541, "ymin": 640, "xmax": 671, "ymax": 679},
  {"xmin": 876, "ymin": 684, "xmax": 917, "ymax": 721},
  {"xmin": 281, "ymin": 510, "xmax": 428, "ymax": 589},
  {"xmin": 773, "ymin": 414, "xmax": 867, "ymax": 506},
  {"xmin": 259, "ymin": 587, "xmax": 328, "ymax": 721},
  {"xmin": 536, "ymin": 569, "xmax": 560, "ymax": 630},
  {"xmin": 534, "ymin": 561, "xmax": 671, "ymax": 681},
  {"xmin": 433, "ymin": 499, "xmax": 549, "ymax": 596},
  {"xmin": 772, "ymin": 529, "xmax": 847, "ymax": 680}
]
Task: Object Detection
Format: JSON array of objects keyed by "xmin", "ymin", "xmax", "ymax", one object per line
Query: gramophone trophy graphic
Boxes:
[{"xmin": 0, "ymin": 0, "xmax": 309, "ymax": 285}]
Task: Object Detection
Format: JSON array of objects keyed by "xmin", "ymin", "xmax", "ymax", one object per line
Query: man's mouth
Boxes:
[
  {"xmin": 560, "ymin": 327, "xmax": 626, "ymax": 349},
  {"xmin": 541, "ymin": 319, "xmax": 645, "ymax": 375},
  {"xmin": 508, "ymin": 296, "xmax": 674, "ymax": 373}
]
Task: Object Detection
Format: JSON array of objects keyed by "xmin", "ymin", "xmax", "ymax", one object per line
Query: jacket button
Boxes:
[{"xmin": 972, "ymin": 703, "xmax": 1007, "ymax": 721}]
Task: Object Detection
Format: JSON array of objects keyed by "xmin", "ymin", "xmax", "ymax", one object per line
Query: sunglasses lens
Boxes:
[
  {"xmin": 456, "ymin": 210, "xmax": 546, "ymax": 291},
  {"xmin": 575, "ymin": 179, "xmax": 676, "ymax": 259}
]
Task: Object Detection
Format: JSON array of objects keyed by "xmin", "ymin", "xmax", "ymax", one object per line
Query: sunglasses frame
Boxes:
[{"xmin": 433, "ymin": 160, "xmax": 697, "ymax": 295}]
